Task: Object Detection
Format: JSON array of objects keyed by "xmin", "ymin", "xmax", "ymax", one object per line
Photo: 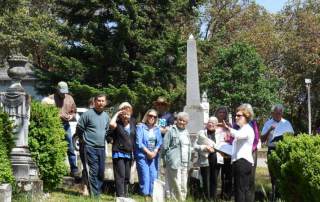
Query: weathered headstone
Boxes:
[
  {"xmin": 0, "ymin": 55, "xmax": 42, "ymax": 193},
  {"xmin": 0, "ymin": 184, "xmax": 11, "ymax": 202},
  {"xmin": 152, "ymin": 179, "xmax": 165, "ymax": 202},
  {"xmin": 116, "ymin": 197, "xmax": 136, "ymax": 202},
  {"xmin": 184, "ymin": 34, "xmax": 205, "ymax": 135}
]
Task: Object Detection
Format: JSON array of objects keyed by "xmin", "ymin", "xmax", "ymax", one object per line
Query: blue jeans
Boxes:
[
  {"xmin": 84, "ymin": 145, "xmax": 106, "ymax": 196},
  {"xmin": 63, "ymin": 123, "xmax": 78, "ymax": 174}
]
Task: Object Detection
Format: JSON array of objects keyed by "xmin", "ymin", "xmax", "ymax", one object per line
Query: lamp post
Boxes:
[{"xmin": 305, "ymin": 78, "xmax": 312, "ymax": 135}]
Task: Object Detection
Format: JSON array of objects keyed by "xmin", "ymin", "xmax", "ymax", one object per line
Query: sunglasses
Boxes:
[
  {"xmin": 235, "ymin": 114, "xmax": 244, "ymax": 118},
  {"xmin": 148, "ymin": 114, "xmax": 157, "ymax": 118}
]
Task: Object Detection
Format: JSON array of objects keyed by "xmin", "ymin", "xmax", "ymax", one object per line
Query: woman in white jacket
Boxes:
[{"xmin": 219, "ymin": 104, "xmax": 255, "ymax": 202}]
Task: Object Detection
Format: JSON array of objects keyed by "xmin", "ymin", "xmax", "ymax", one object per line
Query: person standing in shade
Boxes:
[
  {"xmin": 215, "ymin": 106, "xmax": 233, "ymax": 200},
  {"xmin": 261, "ymin": 104, "xmax": 294, "ymax": 201},
  {"xmin": 135, "ymin": 109, "xmax": 162, "ymax": 200},
  {"xmin": 107, "ymin": 102, "xmax": 136, "ymax": 197},
  {"xmin": 219, "ymin": 104, "xmax": 255, "ymax": 202},
  {"xmin": 153, "ymin": 97, "xmax": 175, "ymax": 136},
  {"xmin": 76, "ymin": 94, "xmax": 110, "ymax": 196},
  {"xmin": 48, "ymin": 81, "xmax": 78, "ymax": 177},
  {"xmin": 163, "ymin": 112, "xmax": 192, "ymax": 201},
  {"xmin": 194, "ymin": 116, "xmax": 218, "ymax": 200}
]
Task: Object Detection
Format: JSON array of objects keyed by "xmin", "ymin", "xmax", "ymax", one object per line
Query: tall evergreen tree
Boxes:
[
  {"xmin": 0, "ymin": 0, "xmax": 62, "ymax": 67},
  {"xmin": 36, "ymin": 0, "xmax": 201, "ymax": 114}
]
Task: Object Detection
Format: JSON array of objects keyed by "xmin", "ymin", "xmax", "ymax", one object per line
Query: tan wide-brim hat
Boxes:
[
  {"xmin": 153, "ymin": 97, "xmax": 170, "ymax": 106},
  {"xmin": 118, "ymin": 102, "xmax": 132, "ymax": 110}
]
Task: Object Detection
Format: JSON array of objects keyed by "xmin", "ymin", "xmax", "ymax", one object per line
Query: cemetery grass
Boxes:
[{"xmin": 12, "ymin": 167, "xmax": 271, "ymax": 202}]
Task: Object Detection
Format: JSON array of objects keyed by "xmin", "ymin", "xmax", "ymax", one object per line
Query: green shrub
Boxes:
[
  {"xmin": 268, "ymin": 134, "xmax": 320, "ymax": 202},
  {"xmin": 28, "ymin": 101, "xmax": 67, "ymax": 190},
  {"xmin": 0, "ymin": 110, "xmax": 14, "ymax": 184},
  {"xmin": 0, "ymin": 110, "xmax": 15, "ymax": 156}
]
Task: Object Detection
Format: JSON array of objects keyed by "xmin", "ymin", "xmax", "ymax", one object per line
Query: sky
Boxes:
[{"xmin": 255, "ymin": 0, "xmax": 288, "ymax": 13}]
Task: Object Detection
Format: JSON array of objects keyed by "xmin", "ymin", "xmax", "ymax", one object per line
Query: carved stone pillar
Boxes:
[{"xmin": 0, "ymin": 55, "xmax": 42, "ymax": 192}]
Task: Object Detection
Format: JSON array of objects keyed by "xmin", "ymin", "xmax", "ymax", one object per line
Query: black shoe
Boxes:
[{"xmin": 70, "ymin": 171, "xmax": 81, "ymax": 182}]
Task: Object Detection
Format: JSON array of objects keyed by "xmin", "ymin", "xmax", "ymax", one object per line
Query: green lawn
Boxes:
[
  {"xmin": 255, "ymin": 167, "xmax": 272, "ymax": 200},
  {"xmin": 12, "ymin": 167, "xmax": 272, "ymax": 202},
  {"xmin": 13, "ymin": 190, "xmax": 145, "ymax": 202}
]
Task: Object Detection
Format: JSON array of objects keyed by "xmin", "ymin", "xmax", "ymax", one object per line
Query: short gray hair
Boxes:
[
  {"xmin": 177, "ymin": 112, "xmax": 189, "ymax": 121},
  {"xmin": 207, "ymin": 116, "xmax": 218, "ymax": 124},
  {"xmin": 271, "ymin": 104, "xmax": 284, "ymax": 112}
]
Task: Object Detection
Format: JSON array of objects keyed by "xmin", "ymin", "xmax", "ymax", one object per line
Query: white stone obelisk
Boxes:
[{"xmin": 184, "ymin": 34, "xmax": 204, "ymax": 135}]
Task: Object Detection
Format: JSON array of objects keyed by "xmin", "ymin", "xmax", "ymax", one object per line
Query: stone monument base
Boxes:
[
  {"xmin": 15, "ymin": 179, "xmax": 43, "ymax": 193},
  {"xmin": 11, "ymin": 148, "xmax": 43, "ymax": 193},
  {"xmin": 11, "ymin": 151, "xmax": 39, "ymax": 180}
]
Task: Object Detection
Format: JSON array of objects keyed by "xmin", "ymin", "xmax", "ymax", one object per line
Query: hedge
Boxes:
[
  {"xmin": 268, "ymin": 134, "xmax": 320, "ymax": 202},
  {"xmin": 28, "ymin": 101, "xmax": 67, "ymax": 190},
  {"xmin": 0, "ymin": 109, "xmax": 14, "ymax": 184}
]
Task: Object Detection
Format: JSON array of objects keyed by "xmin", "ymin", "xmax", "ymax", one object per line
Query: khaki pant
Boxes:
[{"xmin": 166, "ymin": 167, "xmax": 188, "ymax": 201}]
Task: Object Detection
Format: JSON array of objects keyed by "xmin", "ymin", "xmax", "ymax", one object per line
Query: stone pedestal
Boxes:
[
  {"xmin": 0, "ymin": 184, "xmax": 11, "ymax": 202},
  {"xmin": 15, "ymin": 179, "xmax": 43, "ymax": 193},
  {"xmin": 11, "ymin": 147, "xmax": 39, "ymax": 180}
]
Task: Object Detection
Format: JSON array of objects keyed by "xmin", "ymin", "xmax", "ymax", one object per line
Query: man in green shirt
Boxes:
[{"xmin": 76, "ymin": 94, "xmax": 109, "ymax": 196}]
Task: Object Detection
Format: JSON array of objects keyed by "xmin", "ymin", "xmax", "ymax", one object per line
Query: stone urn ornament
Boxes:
[{"xmin": 6, "ymin": 54, "xmax": 28, "ymax": 92}]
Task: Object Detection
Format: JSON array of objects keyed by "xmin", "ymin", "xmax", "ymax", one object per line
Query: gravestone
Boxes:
[
  {"xmin": 0, "ymin": 55, "xmax": 42, "ymax": 193},
  {"xmin": 116, "ymin": 197, "xmax": 136, "ymax": 202},
  {"xmin": 152, "ymin": 179, "xmax": 165, "ymax": 202},
  {"xmin": 184, "ymin": 34, "xmax": 205, "ymax": 136},
  {"xmin": 0, "ymin": 184, "xmax": 11, "ymax": 202}
]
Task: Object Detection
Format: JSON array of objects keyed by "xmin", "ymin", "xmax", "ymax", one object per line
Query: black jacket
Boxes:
[{"xmin": 106, "ymin": 117, "xmax": 136, "ymax": 154}]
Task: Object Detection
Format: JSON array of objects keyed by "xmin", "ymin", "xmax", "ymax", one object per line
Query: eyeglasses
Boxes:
[
  {"xmin": 235, "ymin": 114, "xmax": 244, "ymax": 118},
  {"xmin": 148, "ymin": 114, "xmax": 157, "ymax": 118}
]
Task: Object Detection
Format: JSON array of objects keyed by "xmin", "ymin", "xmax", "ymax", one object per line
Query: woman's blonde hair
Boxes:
[
  {"xmin": 215, "ymin": 106, "xmax": 229, "ymax": 121},
  {"xmin": 237, "ymin": 103, "xmax": 254, "ymax": 121},
  {"xmin": 142, "ymin": 109, "xmax": 158, "ymax": 125}
]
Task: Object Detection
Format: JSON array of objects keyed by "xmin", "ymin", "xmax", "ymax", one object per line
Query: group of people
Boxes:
[{"xmin": 43, "ymin": 81, "xmax": 295, "ymax": 202}]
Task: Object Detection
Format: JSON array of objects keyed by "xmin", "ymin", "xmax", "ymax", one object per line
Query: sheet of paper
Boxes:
[
  {"xmin": 214, "ymin": 142, "xmax": 233, "ymax": 156},
  {"xmin": 197, "ymin": 135, "xmax": 216, "ymax": 147}
]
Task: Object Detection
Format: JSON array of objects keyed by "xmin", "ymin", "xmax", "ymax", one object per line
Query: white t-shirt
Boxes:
[
  {"xmin": 261, "ymin": 118, "xmax": 294, "ymax": 147},
  {"xmin": 230, "ymin": 124, "xmax": 255, "ymax": 165}
]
